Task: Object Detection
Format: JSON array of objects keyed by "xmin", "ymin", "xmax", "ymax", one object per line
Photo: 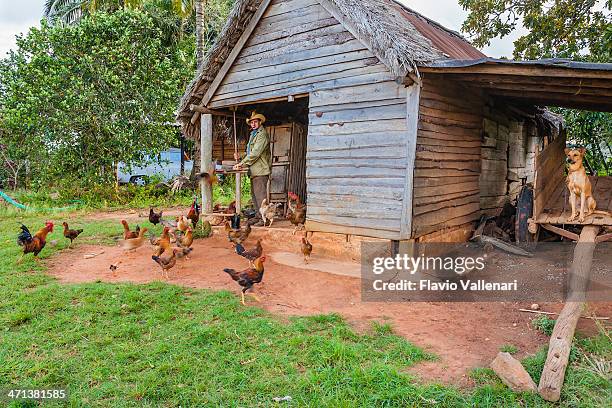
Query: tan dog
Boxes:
[{"xmin": 565, "ymin": 147, "xmax": 602, "ymax": 222}]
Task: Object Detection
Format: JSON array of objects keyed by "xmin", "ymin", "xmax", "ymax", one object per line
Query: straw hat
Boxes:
[{"xmin": 246, "ymin": 111, "xmax": 266, "ymax": 125}]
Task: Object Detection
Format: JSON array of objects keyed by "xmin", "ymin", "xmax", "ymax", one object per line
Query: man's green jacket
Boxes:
[{"xmin": 240, "ymin": 126, "xmax": 271, "ymax": 177}]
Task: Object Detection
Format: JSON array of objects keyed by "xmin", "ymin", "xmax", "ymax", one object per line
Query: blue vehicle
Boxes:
[{"xmin": 118, "ymin": 148, "xmax": 193, "ymax": 186}]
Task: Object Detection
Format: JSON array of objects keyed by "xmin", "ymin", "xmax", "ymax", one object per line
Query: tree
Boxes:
[
  {"xmin": 0, "ymin": 10, "xmax": 191, "ymax": 187},
  {"xmin": 459, "ymin": 0, "xmax": 611, "ymax": 60},
  {"xmin": 460, "ymin": 0, "xmax": 611, "ymax": 174}
]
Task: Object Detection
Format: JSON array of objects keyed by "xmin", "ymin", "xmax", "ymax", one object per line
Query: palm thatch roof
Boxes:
[{"xmin": 177, "ymin": 0, "xmax": 485, "ymax": 137}]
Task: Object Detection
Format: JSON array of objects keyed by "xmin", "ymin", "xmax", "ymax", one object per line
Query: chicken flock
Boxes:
[{"xmin": 17, "ymin": 193, "xmax": 310, "ymax": 306}]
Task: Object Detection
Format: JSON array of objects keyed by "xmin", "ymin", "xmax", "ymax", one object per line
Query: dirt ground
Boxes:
[{"xmin": 45, "ymin": 221, "xmax": 612, "ymax": 387}]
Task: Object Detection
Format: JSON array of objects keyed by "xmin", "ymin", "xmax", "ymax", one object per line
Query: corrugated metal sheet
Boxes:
[
  {"xmin": 426, "ymin": 57, "xmax": 612, "ymax": 70},
  {"xmin": 386, "ymin": 0, "xmax": 486, "ymax": 60}
]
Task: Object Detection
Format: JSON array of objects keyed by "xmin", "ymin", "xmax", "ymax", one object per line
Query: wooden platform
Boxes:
[{"xmin": 535, "ymin": 176, "xmax": 612, "ymax": 226}]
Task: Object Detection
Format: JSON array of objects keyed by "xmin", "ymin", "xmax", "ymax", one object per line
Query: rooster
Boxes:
[
  {"xmin": 259, "ymin": 199, "xmax": 280, "ymax": 227},
  {"xmin": 287, "ymin": 201, "xmax": 306, "ymax": 235},
  {"xmin": 152, "ymin": 249, "xmax": 177, "ymax": 279},
  {"xmin": 176, "ymin": 226, "xmax": 194, "ymax": 249},
  {"xmin": 223, "ymin": 256, "xmax": 266, "ymax": 305},
  {"xmin": 152, "ymin": 226, "xmax": 172, "ymax": 257},
  {"xmin": 235, "ymin": 239, "xmax": 263, "ymax": 266},
  {"xmin": 187, "ymin": 197, "xmax": 200, "ymax": 227},
  {"xmin": 177, "ymin": 216, "xmax": 192, "ymax": 233},
  {"xmin": 149, "ymin": 208, "xmax": 163, "ymax": 226},
  {"xmin": 301, "ymin": 237, "xmax": 312, "ymax": 264},
  {"xmin": 173, "ymin": 246, "xmax": 193, "ymax": 259},
  {"xmin": 225, "ymin": 221, "xmax": 251, "ymax": 245},
  {"xmin": 121, "ymin": 220, "xmax": 140, "ymax": 240},
  {"xmin": 121, "ymin": 227, "xmax": 148, "ymax": 251},
  {"xmin": 17, "ymin": 222, "xmax": 54, "ymax": 263},
  {"xmin": 288, "ymin": 192, "xmax": 302, "ymax": 213},
  {"xmin": 62, "ymin": 222, "xmax": 83, "ymax": 247}
]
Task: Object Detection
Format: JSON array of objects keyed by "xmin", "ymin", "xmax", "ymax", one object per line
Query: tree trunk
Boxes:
[{"xmin": 195, "ymin": 0, "xmax": 206, "ymax": 68}]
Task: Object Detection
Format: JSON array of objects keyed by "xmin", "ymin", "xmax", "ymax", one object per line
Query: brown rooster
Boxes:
[
  {"xmin": 121, "ymin": 220, "xmax": 140, "ymax": 240},
  {"xmin": 121, "ymin": 227, "xmax": 149, "ymax": 251},
  {"xmin": 301, "ymin": 237, "xmax": 312, "ymax": 264},
  {"xmin": 225, "ymin": 221, "xmax": 251, "ymax": 245},
  {"xmin": 223, "ymin": 256, "xmax": 266, "ymax": 305},
  {"xmin": 186, "ymin": 197, "xmax": 200, "ymax": 227},
  {"xmin": 176, "ymin": 226, "xmax": 194, "ymax": 249},
  {"xmin": 173, "ymin": 246, "xmax": 193, "ymax": 259},
  {"xmin": 62, "ymin": 222, "xmax": 83, "ymax": 247},
  {"xmin": 152, "ymin": 226, "xmax": 172, "ymax": 257},
  {"xmin": 177, "ymin": 216, "xmax": 192, "ymax": 233},
  {"xmin": 235, "ymin": 239, "xmax": 263, "ymax": 266},
  {"xmin": 152, "ymin": 249, "xmax": 177, "ymax": 279},
  {"xmin": 17, "ymin": 222, "xmax": 54, "ymax": 263},
  {"xmin": 286, "ymin": 200, "xmax": 306, "ymax": 235}
]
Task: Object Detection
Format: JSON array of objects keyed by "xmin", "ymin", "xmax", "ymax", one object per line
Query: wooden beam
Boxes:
[
  {"xmin": 540, "ymin": 223, "xmax": 580, "ymax": 241},
  {"xmin": 305, "ymin": 219, "xmax": 401, "ymax": 240},
  {"xmin": 487, "ymin": 89, "xmax": 612, "ymax": 106},
  {"xmin": 595, "ymin": 232, "xmax": 612, "ymax": 243},
  {"xmin": 189, "ymin": 105, "xmax": 247, "ymax": 119},
  {"xmin": 538, "ymin": 225, "xmax": 600, "ymax": 402},
  {"xmin": 190, "ymin": 0, "xmax": 274, "ymax": 125},
  {"xmin": 437, "ymin": 73, "xmax": 612, "ymax": 89},
  {"xmin": 476, "ymin": 83, "xmax": 612, "ymax": 98},
  {"xmin": 200, "ymin": 114, "xmax": 213, "ymax": 213},
  {"xmin": 401, "ymin": 82, "xmax": 420, "ymax": 240},
  {"xmin": 419, "ymin": 65, "xmax": 612, "ymax": 80}
]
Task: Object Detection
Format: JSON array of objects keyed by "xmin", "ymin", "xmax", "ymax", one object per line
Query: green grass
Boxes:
[
  {"xmin": 0, "ymin": 211, "xmax": 610, "ymax": 407},
  {"xmin": 2, "ymin": 176, "xmax": 252, "ymax": 215},
  {"xmin": 500, "ymin": 344, "xmax": 519, "ymax": 354},
  {"xmin": 532, "ymin": 315, "xmax": 557, "ymax": 336}
]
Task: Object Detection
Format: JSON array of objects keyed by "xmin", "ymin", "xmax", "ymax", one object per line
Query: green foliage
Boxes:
[
  {"xmin": 532, "ymin": 315, "xmax": 556, "ymax": 336},
  {"xmin": 560, "ymin": 108, "xmax": 612, "ymax": 175},
  {"xmin": 0, "ymin": 9, "xmax": 193, "ymax": 189},
  {"xmin": 459, "ymin": 0, "xmax": 611, "ymax": 175}
]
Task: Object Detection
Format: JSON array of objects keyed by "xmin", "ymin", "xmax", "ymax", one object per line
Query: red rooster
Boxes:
[
  {"xmin": 17, "ymin": 222, "xmax": 54, "ymax": 263},
  {"xmin": 223, "ymin": 256, "xmax": 266, "ymax": 305}
]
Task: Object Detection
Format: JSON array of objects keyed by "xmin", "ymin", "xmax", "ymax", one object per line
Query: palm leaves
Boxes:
[
  {"xmin": 44, "ymin": 0, "xmax": 147, "ymax": 25},
  {"xmin": 44, "ymin": 0, "xmax": 84, "ymax": 24}
]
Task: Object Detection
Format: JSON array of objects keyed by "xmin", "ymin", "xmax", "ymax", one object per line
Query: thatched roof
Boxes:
[{"xmin": 177, "ymin": 0, "xmax": 485, "ymax": 137}]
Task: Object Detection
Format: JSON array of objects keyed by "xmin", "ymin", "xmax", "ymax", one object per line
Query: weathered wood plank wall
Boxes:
[
  {"xmin": 307, "ymin": 81, "xmax": 409, "ymax": 239},
  {"xmin": 208, "ymin": 0, "xmax": 392, "ymax": 108},
  {"xmin": 412, "ymin": 77, "xmax": 484, "ymax": 238}
]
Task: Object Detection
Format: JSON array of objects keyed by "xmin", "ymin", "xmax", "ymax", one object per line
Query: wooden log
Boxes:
[
  {"xmin": 538, "ymin": 225, "xmax": 601, "ymax": 402},
  {"xmin": 200, "ymin": 114, "xmax": 213, "ymax": 213}
]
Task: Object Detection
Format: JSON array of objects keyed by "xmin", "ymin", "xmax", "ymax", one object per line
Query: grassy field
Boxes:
[{"xmin": 0, "ymin": 211, "xmax": 610, "ymax": 407}]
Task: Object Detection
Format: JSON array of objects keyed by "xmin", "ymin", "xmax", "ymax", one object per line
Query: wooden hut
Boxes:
[{"xmin": 177, "ymin": 0, "xmax": 612, "ymax": 242}]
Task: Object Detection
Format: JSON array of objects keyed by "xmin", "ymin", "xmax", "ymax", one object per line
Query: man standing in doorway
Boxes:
[{"xmin": 233, "ymin": 112, "xmax": 271, "ymax": 226}]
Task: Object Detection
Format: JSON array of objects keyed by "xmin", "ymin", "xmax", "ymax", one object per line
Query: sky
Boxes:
[{"xmin": 0, "ymin": 0, "xmax": 523, "ymax": 58}]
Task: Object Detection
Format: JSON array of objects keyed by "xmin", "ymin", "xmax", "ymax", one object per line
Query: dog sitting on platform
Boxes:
[{"xmin": 565, "ymin": 147, "xmax": 607, "ymax": 222}]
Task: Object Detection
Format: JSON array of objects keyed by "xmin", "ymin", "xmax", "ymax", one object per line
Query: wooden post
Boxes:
[
  {"xmin": 236, "ymin": 173, "xmax": 242, "ymax": 214},
  {"xmin": 200, "ymin": 114, "xmax": 213, "ymax": 214},
  {"xmin": 232, "ymin": 108, "xmax": 241, "ymax": 214},
  {"xmin": 400, "ymin": 81, "xmax": 421, "ymax": 240},
  {"xmin": 538, "ymin": 225, "xmax": 600, "ymax": 402}
]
